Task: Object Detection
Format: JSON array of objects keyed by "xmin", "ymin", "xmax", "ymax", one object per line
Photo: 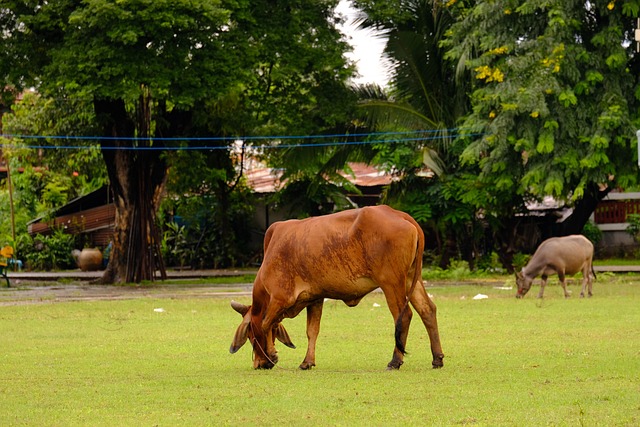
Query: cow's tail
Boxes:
[{"xmin": 394, "ymin": 217, "xmax": 425, "ymax": 355}]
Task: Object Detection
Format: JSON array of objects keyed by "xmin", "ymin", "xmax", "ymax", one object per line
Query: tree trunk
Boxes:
[
  {"xmin": 554, "ymin": 183, "xmax": 611, "ymax": 236},
  {"xmin": 493, "ymin": 215, "xmax": 520, "ymax": 274},
  {"xmin": 93, "ymin": 98, "xmax": 167, "ymax": 284}
]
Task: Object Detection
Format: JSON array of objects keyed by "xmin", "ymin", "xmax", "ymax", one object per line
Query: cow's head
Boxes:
[
  {"xmin": 514, "ymin": 271, "xmax": 532, "ymax": 298},
  {"xmin": 229, "ymin": 300, "xmax": 296, "ymax": 369}
]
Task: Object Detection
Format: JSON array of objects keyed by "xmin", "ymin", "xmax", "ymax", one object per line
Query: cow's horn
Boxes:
[{"xmin": 230, "ymin": 300, "xmax": 250, "ymax": 315}]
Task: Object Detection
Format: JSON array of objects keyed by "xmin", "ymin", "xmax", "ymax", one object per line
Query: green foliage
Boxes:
[
  {"xmin": 582, "ymin": 220, "xmax": 603, "ymax": 246},
  {"xmin": 160, "ymin": 150, "xmax": 256, "ymax": 269},
  {"xmin": 512, "ymin": 252, "xmax": 532, "ymax": 271},
  {"xmin": 17, "ymin": 229, "xmax": 76, "ymax": 271},
  {"xmin": 445, "ymin": 1, "xmax": 639, "ymax": 205},
  {"xmin": 626, "ymin": 213, "xmax": 640, "ymax": 244},
  {"xmin": 0, "ymin": 92, "xmax": 107, "ymax": 258},
  {"xmin": 160, "ymin": 222, "xmax": 191, "ymax": 270},
  {"xmin": 2, "ymin": 93, "xmax": 107, "ymax": 196}
]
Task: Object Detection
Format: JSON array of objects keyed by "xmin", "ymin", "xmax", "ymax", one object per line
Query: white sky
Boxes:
[{"xmin": 335, "ymin": 0, "xmax": 389, "ymax": 86}]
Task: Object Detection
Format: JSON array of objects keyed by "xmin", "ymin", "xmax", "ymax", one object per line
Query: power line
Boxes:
[
  {"xmin": 0, "ymin": 129, "xmax": 482, "ymax": 151},
  {"xmin": 1, "ymin": 128, "xmax": 468, "ymax": 141}
]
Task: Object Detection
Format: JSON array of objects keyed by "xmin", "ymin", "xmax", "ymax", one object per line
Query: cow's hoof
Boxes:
[
  {"xmin": 432, "ymin": 354, "xmax": 445, "ymax": 369},
  {"xmin": 255, "ymin": 362, "xmax": 275, "ymax": 370},
  {"xmin": 386, "ymin": 360, "xmax": 403, "ymax": 370},
  {"xmin": 299, "ymin": 362, "xmax": 315, "ymax": 370}
]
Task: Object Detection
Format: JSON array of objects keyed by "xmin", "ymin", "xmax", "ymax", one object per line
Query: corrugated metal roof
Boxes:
[{"xmin": 245, "ymin": 162, "xmax": 392, "ymax": 193}]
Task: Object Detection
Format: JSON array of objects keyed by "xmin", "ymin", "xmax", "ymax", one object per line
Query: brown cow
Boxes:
[{"xmin": 229, "ymin": 205, "xmax": 444, "ymax": 370}]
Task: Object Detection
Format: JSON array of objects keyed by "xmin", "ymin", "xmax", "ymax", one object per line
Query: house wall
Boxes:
[
  {"xmin": 28, "ymin": 204, "xmax": 116, "ymax": 249},
  {"xmin": 593, "ymin": 192, "xmax": 640, "ymax": 257}
]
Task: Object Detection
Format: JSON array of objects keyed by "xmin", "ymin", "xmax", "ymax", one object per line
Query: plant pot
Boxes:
[{"xmin": 77, "ymin": 248, "xmax": 103, "ymax": 271}]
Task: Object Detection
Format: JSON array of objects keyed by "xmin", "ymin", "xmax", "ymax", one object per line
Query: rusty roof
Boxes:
[{"xmin": 245, "ymin": 162, "xmax": 393, "ymax": 193}]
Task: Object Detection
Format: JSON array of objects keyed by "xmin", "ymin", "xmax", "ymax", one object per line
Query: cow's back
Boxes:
[{"xmin": 258, "ymin": 206, "xmax": 421, "ymax": 299}]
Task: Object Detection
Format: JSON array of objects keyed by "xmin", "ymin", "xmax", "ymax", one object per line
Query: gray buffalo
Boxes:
[{"xmin": 515, "ymin": 235, "xmax": 596, "ymax": 299}]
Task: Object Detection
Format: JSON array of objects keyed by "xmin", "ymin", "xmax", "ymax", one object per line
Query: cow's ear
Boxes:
[
  {"xmin": 230, "ymin": 300, "xmax": 250, "ymax": 316},
  {"xmin": 275, "ymin": 323, "xmax": 296, "ymax": 349},
  {"xmin": 230, "ymin": 317, "xmax": 250, "ymax": 354},
  {"xmin": 515, "ymin": 271, "xmax": 523, "ymax": 279}
]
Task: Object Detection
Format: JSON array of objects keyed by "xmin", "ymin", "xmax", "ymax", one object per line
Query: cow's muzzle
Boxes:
[{"xmin": 253, "ymin": 352, "xmax": 278, "ymax": 370}]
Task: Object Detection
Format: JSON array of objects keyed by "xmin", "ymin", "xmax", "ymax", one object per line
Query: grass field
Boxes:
[{"xmin": 1, "ymin": 274, "xmax": 639, "ymax": 426}]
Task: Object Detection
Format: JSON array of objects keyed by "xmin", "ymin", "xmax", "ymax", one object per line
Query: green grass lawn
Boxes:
[{"xmin": 1, "ymin": 275, "xmax": 639, "ymax": 426}]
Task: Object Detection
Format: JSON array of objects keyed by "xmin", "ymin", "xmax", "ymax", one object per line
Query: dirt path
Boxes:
[
  {"xmin": 1, "ymin": 265, "xmax": 634, "ymax": 306},
  {"xmin": 0, "ymin": 281, "xmax": 253, "ymax": 306}
]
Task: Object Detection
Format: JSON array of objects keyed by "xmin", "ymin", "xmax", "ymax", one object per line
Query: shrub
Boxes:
[{"xmin": 17, "ymin": 228, "xmax": 75, "ymax": 271}]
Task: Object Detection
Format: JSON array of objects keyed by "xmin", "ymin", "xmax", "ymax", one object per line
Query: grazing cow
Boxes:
[
  {"xmin": 229, "ymin": 205, "xmax": 444, "ymax": 370},
  {"xmin": 515, "ymin": 235, "xmax": 596, "ymax": 299}
]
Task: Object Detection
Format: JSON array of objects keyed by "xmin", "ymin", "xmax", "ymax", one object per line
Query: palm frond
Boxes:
[{"xmin": 358, "ymin": 99, "xmax": 440, "ymax": 130}]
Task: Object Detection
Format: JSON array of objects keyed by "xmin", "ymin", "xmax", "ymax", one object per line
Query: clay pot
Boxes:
[{"xmin": 77, "ymin": 248, "xmax": 103, "ymax": 271}]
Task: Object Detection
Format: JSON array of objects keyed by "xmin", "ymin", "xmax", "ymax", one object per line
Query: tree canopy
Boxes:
[
  {"xmin": 445, "ymin": 0, "xmax": 640, "ymax": 225},
  {"xmin": 1, "ymin": 0, "xmax": 357, "ymax": 281}
]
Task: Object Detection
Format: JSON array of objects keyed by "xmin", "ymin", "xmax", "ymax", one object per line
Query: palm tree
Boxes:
[
  {"xmin": 352, "ymin": 0, "xmax": 473, "ymax": 175},
  {"xmin": 352, "ymin": 0, "xmax": 475, "ymax": 267}
]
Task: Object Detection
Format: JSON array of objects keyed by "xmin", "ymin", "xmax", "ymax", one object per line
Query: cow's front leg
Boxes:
[
  {"xmin": 299, "ymin": 301, "xmax": 323, "ymax": 370},
  {"xmin": 256, "ymin": 304, "xmax": 286, "ymax": 369}
]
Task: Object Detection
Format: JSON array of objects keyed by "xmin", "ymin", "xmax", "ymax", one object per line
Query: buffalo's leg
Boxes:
[
  {"xmin": 409, "ymin": 283, "xmax": 444, "ymax": 368},
  {"xmin": 580, "ymin": 268, "xmax": 593, "ymax": 298},
  {"xmin": 557, "ymin": 272, "xmax": 570, "ymax": 298},
  {"xmin": 299, "ymin": 301, "xmax": 323, "ymax": 370},
  {"xmin": 537, "ymin": 275, "xmax": 548, "ymax": 298}
]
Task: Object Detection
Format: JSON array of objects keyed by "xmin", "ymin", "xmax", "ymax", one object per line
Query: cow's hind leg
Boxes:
[
  {"xmin": 299, "ymin": 301, "xmax": 323, "ymax": 370},
  {"xmin": 381, "ymin": 285, "xmax": 412, "ymax": 370},
  {"xmin": 409, "ymin": 284, "xmax": 444, "ymax": 368}
]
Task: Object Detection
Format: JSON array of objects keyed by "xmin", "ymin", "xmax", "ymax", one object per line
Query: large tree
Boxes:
[
  {"xmin": 445, "ymin": 0, "xmax": 640, "ymax": 243},
  {"xmin": 1, "ymin": 0, "xmax": 354, "ymax": 282}
]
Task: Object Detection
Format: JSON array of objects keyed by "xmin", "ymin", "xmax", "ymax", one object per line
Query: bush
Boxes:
[
  {"xmin": 17, "ymin": 229, "xmax": 76, "ymax": 271},
  {"xmin": 626, "ymin": 213, "xmax": 640, "ymax": 244},
  {"xmin": 583, "ymin": 220, "xmax": 603, "ymax": 246}
]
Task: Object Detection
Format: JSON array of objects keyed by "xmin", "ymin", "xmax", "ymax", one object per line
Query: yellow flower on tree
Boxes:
[
  {"xmin": 607, "ymin": 1, "xmax": 615, "ymax": 10},
  {"xmin": 487, "ymin": 46, "xmax": 509, "ymax": 56},
  {"xmin": 530, "ymin": 111, "xmax": 539, "ymax": 118},
  {"xmin": 474, "ymin": 65, "xmax": 504, "ymax": 83}
]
